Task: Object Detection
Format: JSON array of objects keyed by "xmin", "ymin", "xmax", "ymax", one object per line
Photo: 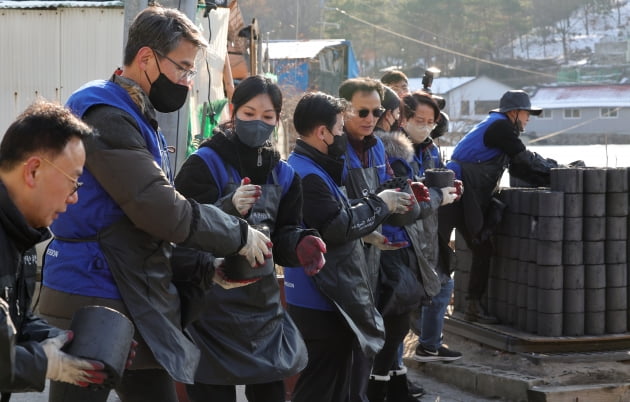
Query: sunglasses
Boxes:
[{"xmin": 357, "ymin": 107, "xmax": 385, "ymax": 118}]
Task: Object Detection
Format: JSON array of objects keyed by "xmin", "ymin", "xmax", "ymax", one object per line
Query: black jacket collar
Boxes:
[
  {"xmin": 199, "ymin": 129, "xmax": 280, "ymax": 185},
  {"xmin": 0, "ymin": 181, "xmax": 51, "ymax": 253},
  {"xmin": 293, "ymin": 139, "xmax": 345, "ymax": 186}
]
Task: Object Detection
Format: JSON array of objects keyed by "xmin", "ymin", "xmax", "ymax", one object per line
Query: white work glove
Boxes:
[
  {"xmin": 232, "ymin": 177, "xmax": 261, "ymax": 216},
  {"xmin": 238, "ymin": 225, "xmax": 272, "ymax": 267},
  {"xmin": 212, "ymin": 258, "xmax": 260, "ymax": 289},
  {"xmin": 440, "ymin": 186, "xmax": 458, "ymax": 206},
  {"xmin": 41, "ymin": 331, "xmax": 108, "ymax": 387},
  {"xmin": 363, "ymin": 231, "xmax": 408, "ymax": 250},
  {"xmin": 377, "ymin": 189, "xmax": 413, "ymax": 214}
]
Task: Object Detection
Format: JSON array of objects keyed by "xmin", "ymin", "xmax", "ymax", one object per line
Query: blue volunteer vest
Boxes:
[
  {"xmin": 44, "ymin": 80, "xmax": 171, "ymax": 299},
  {"xmin": 344, "ymin": 136, "xmax": 390, "ymax": 184},
  {"xmin": 382, "ymin": 141, "xmax": 444, "ymax": 244},
  {"xmin": 193, "ymin": 146, "xmax": 294, "ymax": 199},
  {"xmin": 284, "ymin": 153, "xmax": 349, "ymax": 311},
  {"xmin": 446, "ymin": 112, "xmax": 506, "ymax": 179}
]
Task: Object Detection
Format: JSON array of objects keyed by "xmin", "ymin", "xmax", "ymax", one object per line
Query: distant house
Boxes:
[
  {"xmin": 407, "ymin": 75, "xmax": 512, "ymax": 120},
  {"xmin": 264, "ymin": 39, "xmax": 359, "ymax": 96},
  {"xmin": 527, "ymin": 85, "xmax": 630, "ymax": 143}
]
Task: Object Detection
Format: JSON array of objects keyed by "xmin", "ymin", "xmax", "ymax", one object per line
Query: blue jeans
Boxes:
[{"xmin": 418, "ymin": 278, "xmax": 454, "ymax": 350}]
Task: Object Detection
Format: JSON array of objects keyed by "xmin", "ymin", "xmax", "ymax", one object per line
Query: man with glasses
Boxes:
[
  {"xmin": 339, "ymin": 77, "xmax": 405, "ymax": 402},
  {"xmin": 0, "ymin": 100, "xmax": 111, "ymax": 398},
  {"xmin": 38, "ymin": 5, "xmax": 271, "ymax": 402}
]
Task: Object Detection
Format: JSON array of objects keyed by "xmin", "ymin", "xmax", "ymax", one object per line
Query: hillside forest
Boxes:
[{"xmin": 237, "ymin": 0, "xmax": 629, "ymax": 86}]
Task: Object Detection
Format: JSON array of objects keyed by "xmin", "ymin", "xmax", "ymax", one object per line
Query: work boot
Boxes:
[
  {"xmin": 464, "ymin": 299, "xmax": 498, "ymax": 324},
  {"xmin": 367, "ymin": 374, "xmax": 389, "ymax": 402},
  {"xmin": 387, "ymin": 368, "xmax": 421, "ymax": 402},
  {"xmin": 407, "ymin": 378, "xmax": 425, "ymax": 398}
]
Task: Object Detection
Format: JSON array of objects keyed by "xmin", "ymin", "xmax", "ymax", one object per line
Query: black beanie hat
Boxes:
[{"xmin": 381, "ymin": 85, "xmax": 401, "ymax": 111}]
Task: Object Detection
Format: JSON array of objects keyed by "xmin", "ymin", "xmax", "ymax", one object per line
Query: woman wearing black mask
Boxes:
[
  {"xmin": 174, "ymin": 75, "xmax": 326, "ymax": 402},
  {"xmin": 375, "ymin": 85, "xmax": 401, "ymax": 134}
]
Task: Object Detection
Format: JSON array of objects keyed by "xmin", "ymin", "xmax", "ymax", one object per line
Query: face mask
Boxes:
[
  {"xmin": 234, "ymin": 118, "xmax": 275, "ymax": 148},
  {"xmin": 324, "ymin": 131, "xmax": 347, "ymax": 158},
  {"xmin": 405, "ymin": 121, "xmax": 435, "ymax": 144},
  {"xmin": 145, "ymin": 69, "xmax": 189, "ymax": 113}
]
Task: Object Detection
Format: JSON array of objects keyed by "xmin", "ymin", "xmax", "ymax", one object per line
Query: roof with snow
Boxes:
[
  {"xmin": 408, "ymin": 76, "xmax": 475, "ymax": 94},
  {"xmin": 265, "ymin": 39, "xmax": 350, "ymax": 60},
  {"xmin": 531, "ymin": 85, "xmax": 630, "ymax": 109},
  {"xmin": 0, "ymin": 1, "xmax": 121, "ymax": 8}
]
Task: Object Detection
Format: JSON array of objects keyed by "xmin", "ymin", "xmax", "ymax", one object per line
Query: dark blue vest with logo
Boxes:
[
  {"xmin": 44, "ymin": 80, "xmax": 170, "ymax": 299},
  {"xmin": 446, "ymin": 112, "xmax": 506, "ymax": 179},
  {"xmin": 344, "ymin": 136, "xmax": 390, "ymax": 185},
  {"xmin": 284, "ymin": 153, "xmax": 349, "ymax": 311},
  {"xmin": 193, "ymin": 146, "xmax": 294, "ymax": 199},
  {"xmin": 382, "ymin": 140, "xmax": 444, "ymax": 243}
]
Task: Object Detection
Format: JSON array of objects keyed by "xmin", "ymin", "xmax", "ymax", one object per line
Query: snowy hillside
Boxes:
[{"xmin": 499, "ymin": 1, "xmax": 630, "ymax": 64}]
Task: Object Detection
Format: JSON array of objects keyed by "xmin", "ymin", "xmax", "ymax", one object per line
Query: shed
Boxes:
[
  {"xmin": 408, "ymin": 75, "xmax": 512, "ymax": 120},
  {"xmin": 527, "ymin": 84, "xmax": 630, "ymax": 143},
  {"xmin": 264, "ymin": 39, "xmax": 359, "ymax": 96},
  {"xmin": 0, "ymin": 0, "xmax": 125, "ymax": 136}
]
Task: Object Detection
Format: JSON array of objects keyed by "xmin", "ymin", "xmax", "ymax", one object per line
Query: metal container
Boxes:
[{"xmin": 64, "ymin": 306, "xmax": 134, "ymax": 388}]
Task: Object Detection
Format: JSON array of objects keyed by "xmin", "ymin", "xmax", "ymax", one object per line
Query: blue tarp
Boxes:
[{"xmin": 266, "ymin": 39, "xmax": 359, "ymax": 93}]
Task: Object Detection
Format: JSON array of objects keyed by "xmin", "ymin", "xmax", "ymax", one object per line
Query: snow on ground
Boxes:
[{"xmin": 499, "ymin": 2, "xmax": 630, "ymax": 62}]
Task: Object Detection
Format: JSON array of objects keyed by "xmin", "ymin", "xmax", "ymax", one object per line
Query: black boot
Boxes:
[
  {"xmin": 387, "ymin": 368, "xmax": 422, "ymax": 402},
  {"xmin": 367, "ymin": 375, "xmax": 389, "ymax": 402},
  {"xmin": 464, "ymin": 298, "xmax": 498, "ymax": 324}
]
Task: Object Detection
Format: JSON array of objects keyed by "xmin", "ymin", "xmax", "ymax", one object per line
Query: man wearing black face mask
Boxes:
[
  {"xmin": 441, "ymin": 90, "xmax": 560, "ymax": 324},
  {"xmin": 39, "ymin": 6, "xmax": 273, "ymax": 402},
  {"xmin": 286, "ymin": 92, "xmax": 412, "ymax": 402}
]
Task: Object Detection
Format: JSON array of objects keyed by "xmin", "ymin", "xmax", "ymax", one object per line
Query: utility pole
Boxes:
[
  {"xmin": 295, "ymin": 0, "xmax": 299, "ymax": 40},
  {"xmin": 123, "ymin": 0, "xmax": 147, "ymax": 49}
]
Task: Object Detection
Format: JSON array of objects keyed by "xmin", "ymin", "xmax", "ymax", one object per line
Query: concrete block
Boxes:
[
  {"xmin": 410, "ymin": 359, "xmax": 542, "ymax": 402},
  {"xmin": 528, "ymin": 382, "xmax": 630, "ymax": 402}
]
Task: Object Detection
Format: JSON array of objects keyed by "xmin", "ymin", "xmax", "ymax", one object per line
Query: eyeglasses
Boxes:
[
  {"xmin": 357, "ymin": 107, "xmax": 385, "ymax": 118},
  {"xmin": 41, "ymin": 158, "xmax": 83, "ymax": 196},
  {"xmin": 154, "ymin": 50, "xmax": 197, "ymax": 82}
]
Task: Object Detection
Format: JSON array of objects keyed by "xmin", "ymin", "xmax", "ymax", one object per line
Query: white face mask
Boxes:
[{"xmin": 405, "ymin": 121, "xmax": 435, "ymax": 143}]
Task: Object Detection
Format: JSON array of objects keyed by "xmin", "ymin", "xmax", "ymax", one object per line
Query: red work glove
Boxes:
[
  {"xmin": 410, "ymin": 181, "xmax": 430, "ymax": 203},
  {"xmin": 454, "ymin": 179, "xmax": 464, "ymax": 201},
  {"xmin": 125, "ymin": 340, "xmax": 138, "ymax": 369},
  {"xmin": 296, "ymin": 235, "xmax": 327, "ymax": 276}
]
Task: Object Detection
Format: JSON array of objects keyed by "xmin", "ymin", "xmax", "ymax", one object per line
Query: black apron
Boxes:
[
  {"xmin": 345, "ymin": 165, "xmax": 382, "ymax": 293},
  {"xmin": 187, "ymin": 174, "xmax": 307, "ymax": 385},
  {"xmin": 98, "ymin": 218, "xmax": 200, "ymax": 383},
  {"xmin": 456, "ymin": 153, "xmax": 509, "ymax": 239}
]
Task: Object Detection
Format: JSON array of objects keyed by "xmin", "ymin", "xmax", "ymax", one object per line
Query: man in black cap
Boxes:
[{"xmin": 440, "ymin": 89, "xmax": 559, "ymax": 323}]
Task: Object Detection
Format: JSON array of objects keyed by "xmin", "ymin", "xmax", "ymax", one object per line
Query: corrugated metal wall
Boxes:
[{"xmin": 0, "ymin": 7, "xmax": 124, "ymax": 136}]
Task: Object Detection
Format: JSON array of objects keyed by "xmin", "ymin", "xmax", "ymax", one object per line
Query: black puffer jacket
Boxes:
[
  {"xmin": 0, "ymin": 181, "xmax": 60, "ymax": 395},
  {"xmin": 175, "ymin": 130, "xmax": 308, "ymax": 266}
]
